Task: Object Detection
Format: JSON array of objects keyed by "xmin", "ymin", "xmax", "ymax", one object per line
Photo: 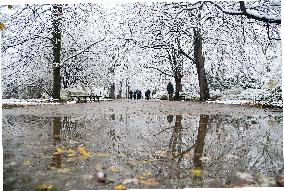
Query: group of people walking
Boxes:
[
  {"xmin": 129, "ymin": 89, "xmax": 151, "ymax": 100},
  {"xmin": 128, "ymin": 82, "xmax": 175, "ymax": 101}
]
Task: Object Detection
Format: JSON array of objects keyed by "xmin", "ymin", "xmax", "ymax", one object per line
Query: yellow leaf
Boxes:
[
  {"xmin": 66, "ymin": 149, "xmax": 76, "ymax": 157},
  {"xmin": 192, "ymin": 168, "xmax": 202, "ymax": 177},
  {"xmin": 138, "ymin": 176, "xmax": 146, "ymax": 180},
  {"xmin": 114, "ymin": 184, "xmax": 127, "ymax": 190},
  {"xmin": 35, "ymin": 183, "xmax": 54, "ymax": 191},
  {"xmin": 142, "ymin": 171, "xmax": 152, "ymax": 177},
  {"xmin": 24, "ymin": 160, "xmax": 32, "ymax": 166},
  {"xmin": 55, "ymin": 147, "xmax": 64, "ymax": 153},
  {"xmin": 0, "ymin": 23, "xmax": 7, "ymax": 30},
  {"xmin": 57, "ymin": 168, "xmax": 71, "ymax": 173},
  {"xmin": 78, "ymin": 146, "xmax": 91, "ymax": 157},
  {"xmin": 110, "ymin": 166, "xmax": 121, "ymax": 173},
  {"xmin": 140, "ymin": 178, "xmax": 159, "ymax": 186}
]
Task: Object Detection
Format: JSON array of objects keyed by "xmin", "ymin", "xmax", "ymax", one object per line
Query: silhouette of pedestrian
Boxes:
[
  {"xmin": 134, "ymin": 91, "xmax": 137, "ymax": 100},
  {"xmin": 129, "ymin": 90, "xmax": 133, "ymax": 99},
  {"xmin": 145, "ymin": 89, "xmax": 151, "ymax": 100},
  {"xmin": 167, "ymin": 82, "xmax": 174, "ymax": 100}
]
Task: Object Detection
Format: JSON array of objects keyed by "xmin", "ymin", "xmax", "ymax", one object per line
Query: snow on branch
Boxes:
[
  {"xmin": 207, "ymin": 1, "xmax": 281, "ymax": 24},
  {"xmin": 145, "ymin": 66, "xmax": 173, "ymax": 77},
  {"xmin": 61, "ymin": 37, "xmax": 105, "ymax": 65}
]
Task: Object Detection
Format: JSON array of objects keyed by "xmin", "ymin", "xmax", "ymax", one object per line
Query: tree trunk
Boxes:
[
  {"xmin": 174, "ymin": 76, "xmax": 182, "ymax": 100},
  {"xmin": 194, "ymin": 28, "xmax": 210, "ymax": 101},
  {"xmin": 109, "ymin": 83, "xmax": 115, "ymax": 99},
  {"xmin": 52, "ymin": 5, "xmax": 62, "ymax": 100}
]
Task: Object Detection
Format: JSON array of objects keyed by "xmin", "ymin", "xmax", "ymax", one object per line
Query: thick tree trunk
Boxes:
[
  {"xmin": 194, "ymin": 29, "xmax": 210, "ymax": 101},
  {"xmin": 174, "ymin": 76, "xmax": 182, "ymax": 100},
  {"xmin": 52, "ymin": 5, "xmax": 62, "ymax": 100},
  {"xmin": 109, "ymin": 83, "xmax": 115, "ymax": 99}
]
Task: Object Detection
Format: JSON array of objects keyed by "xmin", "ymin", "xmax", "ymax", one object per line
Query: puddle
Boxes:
[{"xmin": 3, "ymin": 112, "xmax": 283, "ymax": 190}]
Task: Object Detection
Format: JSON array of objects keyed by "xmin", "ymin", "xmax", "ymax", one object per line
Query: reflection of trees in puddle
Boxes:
[
  {"xmin": 154, "ymin": 113, "xmax": 282, "ymax": 185},
  {"xmin": 51, "ymin": 116, "xmax": 85, "ymax": 143},
  {"xmin": 50, "ymin": 116, "xmax": 86, "ymax": 168},
  {"xmin": 51, "ymin": 117, "xmax": 62, "ymax": 168},
  {"xmin": 166, "ymin": 114, "xmax": 209, "ymax": 186}
]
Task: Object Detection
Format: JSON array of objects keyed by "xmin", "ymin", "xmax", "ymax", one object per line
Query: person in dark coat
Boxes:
[
  {"xmin": 167, "ymin": 82, "xmax": 174, "ymax": 100},
  {"xmin": 129, "ymin": 90, "xmax": 133, "ymax": 99},
  {"xmin": 137, "ymin": 90, "xmax": 142, "ymax": 99},
  {"xmin": 145, "ymin": 89, "xmax": 151, "ymax": 100}
]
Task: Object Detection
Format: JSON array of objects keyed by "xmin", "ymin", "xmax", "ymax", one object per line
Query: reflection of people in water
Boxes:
[{"xmin": 167, "ymin": 115, "xmax": 174, "ymax": 123}]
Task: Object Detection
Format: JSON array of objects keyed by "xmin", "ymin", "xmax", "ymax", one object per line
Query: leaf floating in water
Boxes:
[
  {"xmin": 192, "ymin": 169, "xmax": 202, "ymax": 177},
  {"xmin": 0, "ymin": 23, "xmax": 6, "ymax": 30},
  {"xmin": 35, "ymin": 183, "xmax": 55, "ymax": 191},
  {"xmin": 78, "ymin": 145, "xmax": 91, "ymax": 157},
  {"xmin": 54, "ymin": 147, "xmax": 64, "ymax": 154},
  {"xmin": 57, "ymin": 168, "xmax": 71, "ymax": 173},
  {"xmin": 122, "ymin": 178, "xmax": 139, "ymax": 185},
  {"xmin": 140, "ymin": 178, "xmax": 159, "ymax": 186},
  {"xmin": 66, "ymin": 149, "xmax": 76, "ymax": 157},
  {"xmin": 24, "ymin": 160, "xmax": 32, "ymax": 166},
  {"xmin": 114, "ymin": 184, "xmax": 127, "ymax": 190},
  {"xmin": 142, "ymin": 171, "xmax": 152, "ymax": 177},
  {"xmin": 110, "ymin": 166, "xmax": 121, "ymax": 173}
]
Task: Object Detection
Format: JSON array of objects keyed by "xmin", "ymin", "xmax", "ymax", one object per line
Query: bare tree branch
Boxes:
[
  {"xmin": 61, "ymin": 37, "xmax": 105, "ymax": 65},
  {"xmin": 207, "ymin": 1, "xmax": 281, "ymax": 24}
]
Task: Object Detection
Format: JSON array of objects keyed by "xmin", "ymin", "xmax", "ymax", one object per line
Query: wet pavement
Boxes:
[{"xmin": 2, "ymin": 100, "xmax": 284, "ymax": 190}]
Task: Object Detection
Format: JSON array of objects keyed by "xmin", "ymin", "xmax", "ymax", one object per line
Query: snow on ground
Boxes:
[{"xmin": 1, "ymin": 99, "xmax": 60, "ymax": 105}]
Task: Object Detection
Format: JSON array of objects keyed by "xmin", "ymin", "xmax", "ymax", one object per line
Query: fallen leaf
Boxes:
[
  {"xmin": 142, "ymin": 171, "xmax": 152, "ymax": 177},
  {"xmin": 57, "ymin": 168, "xmax": 71, "ymax": 173},
  {"xmin": 24, "ymin": 160, "xmax": 32, "ymax": 166},
  {"xmin": 54, "ymin": 147, "xmax": 64, "ymax": 154},
  {"xmin": 66, "ymin": 149, "xmax": 76, "ymax": 157},
  {"xmin": 114, "ymin": 183, "xmax": 127, "ymax": 190},
  {"xmin": 0, "ymin": 23, "xmax": 6, "ymax": 30},
  {"xmin": 192, "ymin": 169, "xmax": 202, "ymax": 177},
  {"xmin": 110, "ymin": 166, "xmax": 121, "ymax": 173},
  {"xmin": 140, "ymin": 178, "xmax": 159, "ymax": 186},
  {"xmin": 122, "ymin": 178, "xmax": 139, "ymax": 185},
  {"xmin": 78, "ymin": 146, "xmax": 91, "ymax": 157},
  {"xmin": 35, "ymin": 183, "xmax": 54, "ymax": 191}
]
